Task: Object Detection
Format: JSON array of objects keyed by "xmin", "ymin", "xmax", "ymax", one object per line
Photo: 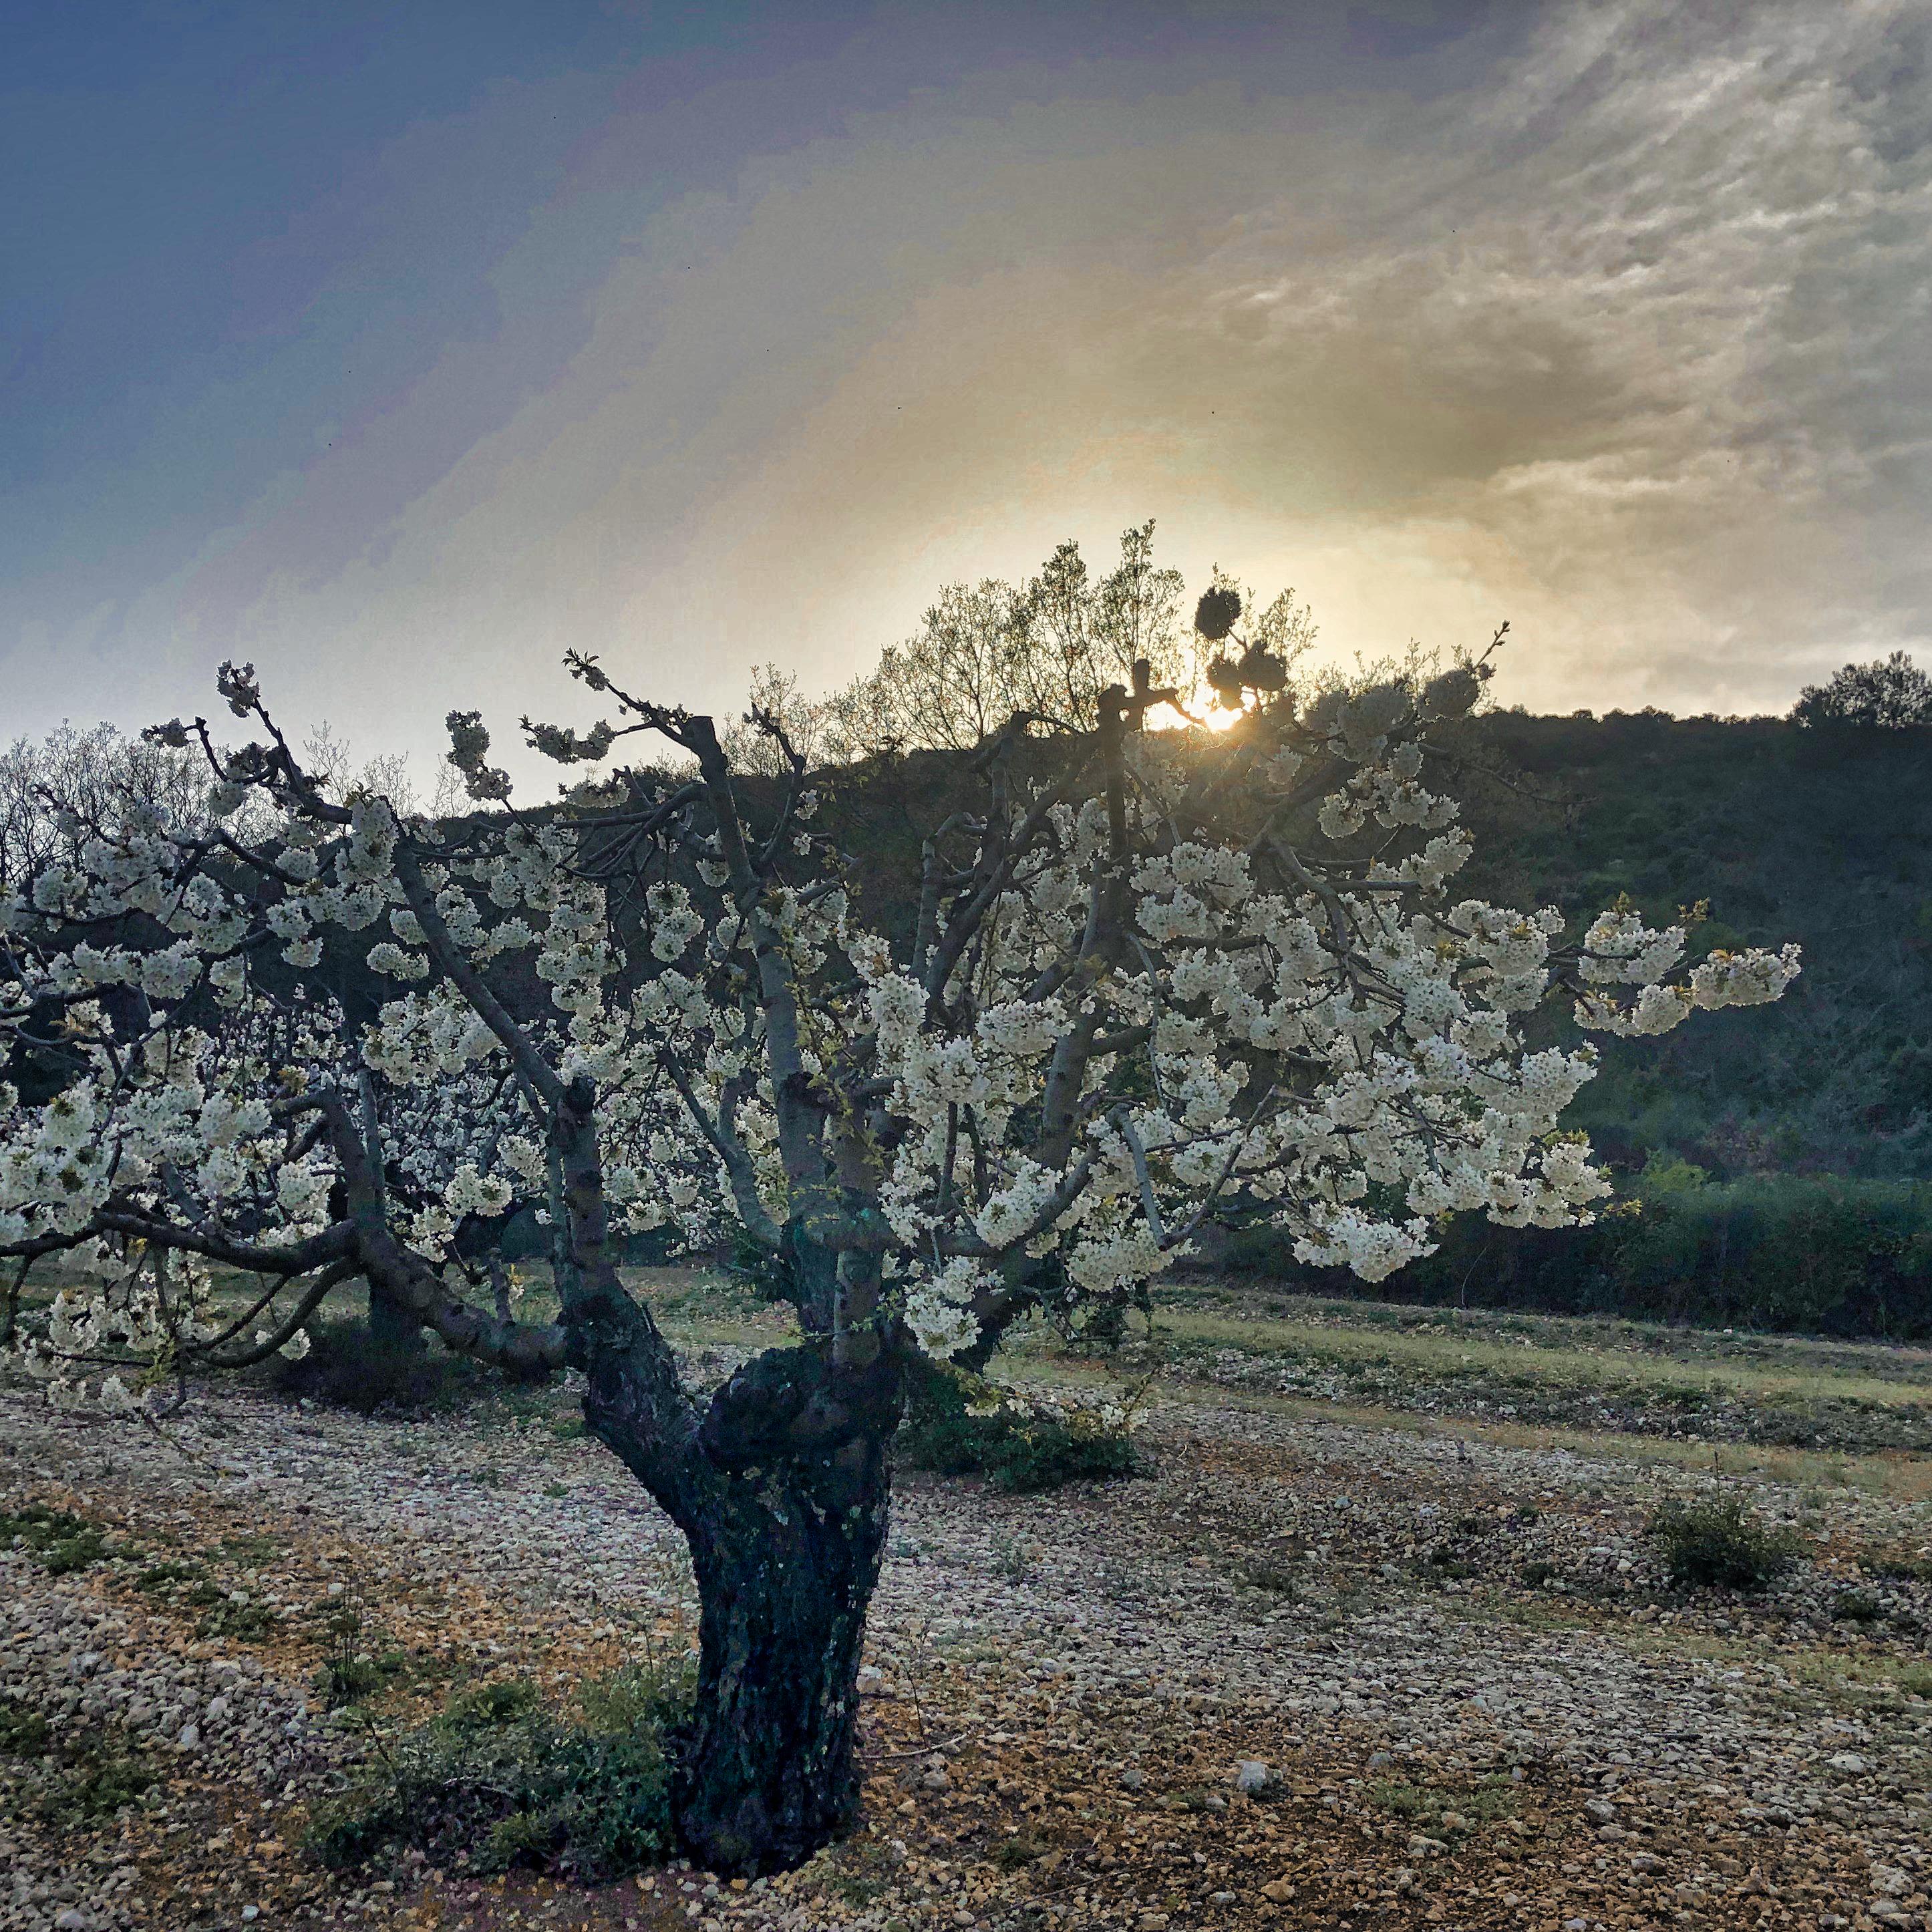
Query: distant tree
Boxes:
[
  {"xmin": 803, "ymin": 522, "xmax": 1317, "ymax": 758},
  {"xmin": 1792, "ymin": 651, "xmax": 1932, "ymax": 730}
]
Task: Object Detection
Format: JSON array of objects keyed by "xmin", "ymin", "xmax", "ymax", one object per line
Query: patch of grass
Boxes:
[
  {"xmin": 198, "ymin": 1596, "xmax": 280, "ymax": 1642},
  {"xmin": 306, "ymin": 1659, "xmax": 695, "ymax": 1882},
  {"xmin": 218, "ymin": 1533, "xmax": 285, "ymax": 1565},
  {"xmin": 0, "ymin": 1699, "xmax": 51, "ymax": 1757},
  {"xmin": 132, "ymin": 1559, "xmax": 205, "ymax": 1593},
  {"xmin": 1, "ymin": 1502, "xmax": 111, "ymax": 1575},
  {"xmin": 56, "ymin": 1748, "xmax": 157, "ymax": 1819},
  {"xmin": 1830, "ymin": 1588, "xmax": 1885, "ymax": 1624},
  {"xmin": 897, "ymin": 1361, "xmax": 1139, "ymax": 1493},
  {"xmin": 273, "ymin": 1317, "xmax": 500, "ymax": 1415},
  {"xmin": 1646, "ymin": 1496, "xmax": 1806, "ymax": 1591},
  {"xmin": 1236, "ymin": 1559, "xmax": 1299, "ymax": 1596},
  {"xmin": 1869, "ymin": 1549, "xmax": 1932, "ymax": 1583},
  {"xmin": 995, "ymin": 1832, "xmax": 1052, "ymax": 1869},
  {"xmin": 1370, "ymin": 1774, "xmax": 1518, "ymax": 1832}
]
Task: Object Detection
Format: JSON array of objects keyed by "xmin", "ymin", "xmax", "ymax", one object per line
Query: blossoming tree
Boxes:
[{"xmin": 0, "ymin": 611, "xmax": 1798, "ymax": 1872}]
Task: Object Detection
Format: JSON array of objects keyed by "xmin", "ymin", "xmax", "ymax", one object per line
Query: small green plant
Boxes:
[
  {"xmin": 1831, "ymin": 1588, "xmax": 1884, "ymax": 1624},
  {"xmin": 1, "ymin": 1502, "xmax": 110, "ymax": 1575},
  {"xmin": 991, "ymin": 1535, "xmax": 1040, "ymax": 1584},
  {"xmin": 315, "ymin": 1593, "xmax": 401, "ymax": 1707},
  {"xmin": 56, "ymin": 1748, "xmax": 156, "ymax": 1818},
  {"xmin": 1237, "ymin": 1559, "xmax": 1299, "ymax": 1596},
  {"xmin": 199, "ymin": 1595, "xmax": 279, "ymax": 1642},
  {"xmin": 896, "ymin": 1361, "xmax": 1139, "ymax": 1493},
  {"xmin": 132, "ymin": 1559, "xmax": 205, "ymax": 1594},
  {"xmin": 1646, "ymin": 1496, "xmax": 1805, "ymax": 1591},
  {"xmin": 0, "ymin": 1699, "xmax": 51, "ymax": 1757},
  {"xmin": 1869, "ymin": 1550, "xmax": 1932, "ymax": 1583},
  {"xmin": 1370, "ymin": 1775, "xmax": 1517, "ymax": 1830},
  {"xmin": 306, "ymin": 1659, "xmax": 695, "ymax": 1881}
]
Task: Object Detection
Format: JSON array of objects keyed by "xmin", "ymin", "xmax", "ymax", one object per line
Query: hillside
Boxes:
[
  {"xmin": 1461, "ymin": 711, "xmax": 1932, "ymax": 1180},
  {"xmin": 824, "ymin": 709, "xmax": 1932, "ymax": 1183}
]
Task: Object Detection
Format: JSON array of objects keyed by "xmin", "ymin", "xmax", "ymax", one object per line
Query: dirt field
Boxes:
[{"xmin": 4, "ymin": 1279, "xmax": 1930, "ymax": 1932}]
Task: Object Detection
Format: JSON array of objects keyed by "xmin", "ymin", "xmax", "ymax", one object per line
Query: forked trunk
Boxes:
[{"xmin": 674, "ymin": 1438, "xmax": 891, "ymax": 1875}]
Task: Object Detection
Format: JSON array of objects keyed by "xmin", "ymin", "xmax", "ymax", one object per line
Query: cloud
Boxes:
[{"xmin": 12, "ymin": 0, "xmax": 1928, "ymax": 768}]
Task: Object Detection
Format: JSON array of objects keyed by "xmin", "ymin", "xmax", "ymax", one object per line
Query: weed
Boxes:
[
  {"xmin": 1, "ymin": 1502, "xmax": 110, "ymax": 1575},
  {"xmin": 1370, "ymin": 1775, "xmax": 1518, "ymax": 1830},
  {"xmin": 1237, "ymin": 1560, "xmax": 1299, "ymax": 1596},
  {"xmin": 57, "ymin": 1749, "xmax": 156, "ymax": 1818},
  {"xmin": 0, "ymin": 1699, "xmax": 51, "ymax": 1757},
  {"xmin": 132, "ymin": 1559, "xmax": 205, "ymax": 1594},
  {"xmin": 198, "ymin": 1595, "xmax": 279, "ymax": 1642},
  {"xmin": 991, "ymin": 1535, "xmax": 1041, "ymax": 1584},
  {"xmin": 995, "ymin": 1833, "xmax": 1052, "ymax": 1869},
  {"xmin": 1646, "ymin": 1496, "xmax": 1805, "ymax": 1591},
  {"xmin": 1869, "ymin": 1550, "xmax": 1932, "ymax": 1583},
  {"xmin": 897, "ymin": 1361, "xmax": 1139, "ymax": 1493},
  {"xmin": 316, "ymin": 1593, "xmax": 403, "ymax": 1707},
  {"xmin": 306, "ymin": 1659, "xmax": 695, "ymax": 1881}
]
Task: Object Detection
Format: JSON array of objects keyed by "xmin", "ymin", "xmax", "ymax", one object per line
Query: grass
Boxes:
[
  {"xmin": 1370, "ymin": 1774, "xmax": 1520, "ymax": 1832},
  {"xmin": 1, "ymin": 1502, "xmax": 113, "ymax": 1575},
  {"xmin": 306, "ymin": 1659, "xmax": 695, "ymax": 1881},
  {"xmin": 1152, "ymin": 1299, "xmax": 1932, "ymax": 1415}
]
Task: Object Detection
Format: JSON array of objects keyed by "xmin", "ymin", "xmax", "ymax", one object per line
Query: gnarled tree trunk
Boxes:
[{"xmin": 674, "ymin": 1436, "xmax": 892, "ymax": 1874}]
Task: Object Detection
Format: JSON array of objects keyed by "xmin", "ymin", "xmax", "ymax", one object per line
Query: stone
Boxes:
[{"xmin": 1235, "ymin": 1760, "xmax": 1271, "ymax": 1793}]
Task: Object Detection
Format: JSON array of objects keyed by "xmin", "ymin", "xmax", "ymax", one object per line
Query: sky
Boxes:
[{"xmin": 6, "ymin": 0, "xmax": 1930, "ymax": 783}]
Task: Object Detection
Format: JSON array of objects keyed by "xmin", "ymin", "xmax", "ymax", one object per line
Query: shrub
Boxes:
[
  {"xmin": 895, "ymin": 1360, "xmax": 1140, "ymax": 1492},
  {"xmin": 273, "ymin": 1317, "xmax": 494, "ymax": 1415},
  {"xmin": 307, "ymin": 1660, "xmax": 695, "ymax": 1881},
  {"xmin": 1646, "ymin": 1496, "xmax": 1805, "ymax": 1591},
  {"xmin": 1831, "ymin": 1589, "xmax": 1884, "ymax": 1624},
  {"xmin": 1221, "ymin": 1170, "xmax": 1932, "ymax": 1341},
  {"xmin": 0, "ymin": 1699, "xmax": 51, "ymax": 1756}
]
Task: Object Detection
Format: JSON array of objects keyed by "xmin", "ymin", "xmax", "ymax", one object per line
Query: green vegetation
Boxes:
[
  {"xmin": 1226, "ymin": 1162, "xmax": 1932, "ymax": 1340},
  {"xmin": 1, "ymin": 1501, "xmax": 112, "ymax": 1575},
  {"xmin": 1140, "ymin": 1286, "xmax": 1932, "ymax": 1453},
  {"xmin": 896, "ymin": 1359, "xmax": 1140, "ymax": 1492},
  {"xmin": 273, "ymin": 1315, "xmax": 496, "ymax": 1414},
  {"xmin": 0, "ymin": 1699, "xmax": 51, "ymax": 1757},
  {"xmin": 1645, "ymin": 1496, "xmax": 1806, "ymax": 1591},
  {"xmin": 1369, "ymin": 1774, "xmax": 1520, "ymax": 1831},
  {"xmin": 307, "ymin": 1661, "xmax": 695, "ymax": 1880}
]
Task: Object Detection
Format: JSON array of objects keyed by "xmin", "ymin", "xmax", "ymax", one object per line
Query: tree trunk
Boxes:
[
  {"xmin": 674, "ymin": 1438, "xmax": 891, "ymax": 1875},
  {"xmin": 365, "ymin": 1275, "xmax": 425, "ymax": 1355}
]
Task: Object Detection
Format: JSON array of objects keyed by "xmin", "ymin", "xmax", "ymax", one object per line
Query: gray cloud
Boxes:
[{"xmin": 14, "ymin": 1, "xmax": 1927, "ymax": 770}]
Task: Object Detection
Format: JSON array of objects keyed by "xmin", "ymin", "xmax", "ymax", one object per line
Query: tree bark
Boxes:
[
  {"xmin": 365, "ymin": 1275, "xmax": 426, "ymax": 1355},
  {"xmin": 673, "ymin": 1436, "xmax": 892, "ymax": 1875}
]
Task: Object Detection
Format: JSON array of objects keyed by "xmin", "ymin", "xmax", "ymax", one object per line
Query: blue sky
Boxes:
[{"xmin": 6, "ymin": 1, "xmax": 1928, "ymax": 780}]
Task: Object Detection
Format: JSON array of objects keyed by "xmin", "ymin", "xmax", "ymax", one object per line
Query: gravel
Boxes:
[{"xmin": 1, "ymin": 1364, "xmax": 1929, "ymax": 1931}]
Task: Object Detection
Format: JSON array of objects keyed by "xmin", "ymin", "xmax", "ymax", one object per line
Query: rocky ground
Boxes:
[{"xmin": 3, "ymin": 1291, "xmax": 1931, "ymax": 1932}]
